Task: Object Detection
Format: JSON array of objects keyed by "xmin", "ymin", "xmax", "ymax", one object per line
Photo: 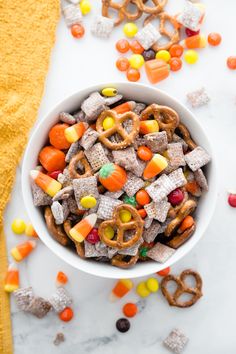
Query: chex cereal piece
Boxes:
[
  {"xmin": 133, "ymin": 103, "xmax": 146, "ymax": 115},
  {"xmin": 144, "ymin": 131, "xmax": 168, "ymax": 153},
  {"xmin": 135, "ymin": 159, "xmax": 146, "ymax": 178},
  {"xmin": 187, "ymin": 87, "xmax": 210, "ymax": 108},
  {"xmin": 163, "ymin": 328, "xmax": 189, "ymax": 354},
  {"xmin": 53, "ymin": 186, "xmax": 73, "ymax": 202},
  {"xmin": 167, "ymin": 143, "xmax": 186, "ymax": 168},
  {"xmin": 177, "ymin": 1, "xmax": 203, "ymax": 31},
  {"xmin": 185, "ymin": 147, "xmax": 211, "ymax": 172},
  {"xmin": 67, "ymin": 196, "xmax": 78, "ymax": 214},
  {"xmin": 194, "ymin": 168, "xmax": 208, "ymax": 191},
  {"xmin": 159, "ymin": 217, "xmax": 173, "ymax": 234},
  {"xmin": 97, "ymin": 195, "xmax": 122, "ymax": 220},
  {"xmin": 62, "ymin": 200, "xmax": 70, "ymax": 220},
  {"xmin": 105, "ymin": 190, "xmax": 124, "ymax": 199},
  {"xmin": 65, "ymin": 141, "xmax": 80, "ymax": 163},
  {"xmin": 73, "ymin": 110, "xmax": 86, "ymax": 122},
  {"xmin": 143, "ymin": 220, "xmax": 161, "ymax": 243},
  {"xmin": 147, "ymin": 242, "xmax": 175, "ymax": 263},
  {"xmin": 85, "ymin": 143, "xmax": 110, "ymax": 171},
  {"xmin": 73, "ymin": 176, "xmax": 99, "ymax": 208},
  {"xmin": 169, "ymin": 168, "xmax": 187, "ymax": 189},
  {"xmin": 123, "ymin": 172, "xmax": 145, "ymax": 197},
  {"xmin": 112, "ymin": 147, "xmax": 141, "ymax": 175},
  {"xmin": 79, "ymin": 127, "xmax": 99, "ymax": 150},
  {"xmin": 144, "ymin": 202, "xmax": 157, "ymax": 219},
  {"xmin": 61, "ymin": 3, "xmax": 82, "ymax": 27},
  {"xmin": 27, "ymin": 297, "xmax": 52, "ymax": 318},
  {"xmin": 146, "ymin": 174, "xmax": 175, "ymax": 202},
  {"xmin": 172, "ymin": 134, "xmax": 188, "ymax": 153},
  {"xmin": 133, "ymin": 136, "xmax": 146, "ymax": 150},
  {"xmin": 91, "ymin": 16, "xmax": 114, "ymax": 39},
  {"xmin": 49, "ymin": 287, "xmax": 72, "ymax": 313},
  {"xmin": 84, "ymin": 241, "xmax": 103, "ymax": 258},
  {"xmin": 118, "ymin": 231, "xmax": 143, "ymax": 256},
  {"xmin": 95, "ymin": 242, "xmax": 109, "ymax": 257},
  {"xmin": 57, "ymin": 168, "xmax": 72, "ymax": 187},
  {"xmin": 135, "ymin": 23, "xmax": 161, "ymax": 50},
  {"xmin": 53, "ymin": 333, "xmax": 65, "ymax": 346},
  {"xmin": 107, "ymin": 247, "xmax": 118, "ymax": 259},
  {"xmin": 59, "ymin": 112, "xmax": 76, "ymax": 125},
  {"xmin": 14, "ymin": 287, "xmax": 34, "ymax": 311},
  {"xmin": 81, "ymin": 92, "xmax": 106, "ymax": 121},
  {"xmin": 123, "ymin": 119, "xmax": 133, "ymax": 134},
  {"xmin": 51, "ymin": 201, "xmax": 65, "ymax": 225},
  {"xmin": 104, "ymin": 94, "xmax": 123, "ymax": 106},
  {"xmin": 144, "ymin": 217, "xmax": 153, "ymax": 229},
  {"xmin": 144, "ymin": 200, "xmax": 170, "ymax": 223},
  {"xmin": 32, "ymin": 181, "xmax": 52, "ymax": 207}
]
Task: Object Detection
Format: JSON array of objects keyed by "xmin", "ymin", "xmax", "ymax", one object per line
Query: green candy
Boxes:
[
  {"xmin": 140, "ymin": 247, "xmax": 148, "ymax": 258},
  {"xmin": 123, "ymin": 195, "xmax": 137, "ymax": 207}
]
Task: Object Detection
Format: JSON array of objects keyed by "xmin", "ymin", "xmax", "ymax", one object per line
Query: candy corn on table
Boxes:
[{"xmin": 4, "ymin": 0, "xmax": 236, "ymax": 353}]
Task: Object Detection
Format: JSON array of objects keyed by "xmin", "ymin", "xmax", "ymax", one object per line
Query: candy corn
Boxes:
[
  {"xmin": 145, "ymin": 59, "xmax": 170, "ymax": 84},
  {"xmin": 69, "ymin": 214, "xmax": 97, "ymax": 243},
  {"xmin": 30, "ymin": 170, "xmax": 62, "ymax": 197},
  {"xmin": 113, "ymin": 101, "xmax": 136, "ymax": 114},
  {"xmin": 64, "ymin": 122, "xmax": 87, "ymax": 143},
  {"xmin": 180, "ymin": 34, "xmax": 207, "ymax": 49},
  {"xmin": 25, "ymin": 223, "xmax": 38, "ymax": 238},
  {"xmin": 110, "ymin": 279, "xmax": 133, "ymax": 302},
  {"xmin": 143, "ymin": 154, "xmax": 168, "ymax": 180},
  {"xmin": 56, "ymin": 271, "xmax": 68, "ymax": 287},
  {"xmin": 11, "ymin": 240, "xmax": 36, "ymax": 262},
  {"xmin": 4, "ymin": 263, "xmax": 19, "ymax": 292},
  {"xmin": 140, "ymin": 120, "xmax": 159, "ymax": 135}
]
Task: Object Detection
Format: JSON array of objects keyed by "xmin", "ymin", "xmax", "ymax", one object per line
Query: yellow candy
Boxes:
[
  {"xmin": 104, "ymin": 226, "xmax": 115, "ymax": 240},
  {"xmin": 184, "ymin": 50, "xmax": 199, "ymax": 64},
  {"xmin": 119, "ymin": 210, "xmax": 132, "ymax": 223},
  {"xmin": 103, "ymin": 117, "xmax": 115, "ymax": 130},
  {"xmin": 129, "ymin": 54, "xmax": 144, "ymax": 69},
  {"xmin": 156, "ymin": 50, "xmax": 171, "ymax": 62},
  {"xmin": 80, "ymin": 195, "xmax": 97, "ymax": 209},
  {"xmin": 146, "ymin": 278, "xmax": 159, "ymax": 293},
  {"xmin": 102, "ymin": 88, "xmax": 117, "ymax": 97},
  {"xmin": 123, "ymin": 22, "xmax": 138, "ymax": 38},
  {"xmin": 80, "ymin": 0, "xmax": 91, "ymax": 15},
  {"xmin": 11, "ymin": 219, "xmax": 26, "ymax": 234},
  {"xmin": 136, "ymin": 282, "xmax": 150, "ymax": 298}
]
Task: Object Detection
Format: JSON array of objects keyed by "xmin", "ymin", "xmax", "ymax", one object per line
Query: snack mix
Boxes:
[{"xmin": 30, "ymin": 88, "xmax": 211, "ymax": 269}]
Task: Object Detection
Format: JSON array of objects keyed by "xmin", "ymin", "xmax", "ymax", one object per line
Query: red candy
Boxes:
[
  {"xmin": 86, "ymin": 228, "xmax": 100, "ymax": 244},
  {"xmin": 116, "ymin": 39, "xmax": 130, "ymax": 53},
  {"xmin": 47, "ymin": 170, "xmax": 62, "ymax": 180},
  {"xmin": 185, "ymin": 28, "xmax": 200, "ymax": 37},
  {"xmin": 71, "ymin": 24, "xmax": 85, "ymax": 39},
  {"xmin": 157, "ymin": 266, "xmax": 171, "ymax": 276},
  {"xmin": 228, "ymin": 194, "xmax": 236, "ymax": 207},
  {"xmin": 168, "ymin": 188, "xmax": 184, "ymax": 206}
]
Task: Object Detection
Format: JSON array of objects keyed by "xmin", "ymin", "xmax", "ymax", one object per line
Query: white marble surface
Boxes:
[{"xmin": 4, "ymin": 0, "xmax": 236, "ymax": 353}]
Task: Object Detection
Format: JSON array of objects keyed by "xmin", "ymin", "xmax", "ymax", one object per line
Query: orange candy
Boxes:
[
  {"xmin": 126, "ymin": 68, "xmax": 140, "ymax": 82},
  {"xmin": 11, "ymin": 241, "xmax": 36, "ymax": 262},
  {"xmin": 59, "ymin": 307, "xmax": 74, "ymax": 322},
  {"xmin": 136, "ymin": 189, "xmax": 150, "ymax": 206},
  {"xmin": 123, "ymin": 303, "xmax": 138, "ymax": 317},
  {"xmin": 39, "ymin": 146, "xmax": 66, "ymax": 172},
  {"xmin": 30, "ymin": 170, "xmax": 62, "ymax": 197},
  {"xmin": 116, "ymin": 57, "xmax": 130, "ymax": 71},
  {"xmin": 137, "ymin": 146, "xmax": 153, "ymax": 161},
  {"xmin": 157, "ymin": 267, "xmax": 171, "ymax": 276},
  {"xmin": 116, "ymin": 39, "xmax": 130, "ymax": 53},
  {"xmin": 169, "ymin": 57, "xmax": 182, "ymax": 71},
  {"xmin": 49, "ymin": 123, "xmax": 71, "ymax": 150},
  {"xmin": 140, "ymin": 120, "xmax": 159, "ymax": 135},
  {"xmin": 71, "ymin": 24, "xmax": 85, "ymax": 38},
  {"xmin": 138, "ymin": 208, "xmax": 147, "ymax": 218},
  {"xmin": 143, "ymin": 154, "xmax": 168, "ymax": 180},
  {"xmin": 69, "ymin": 214, "xmax": 97, "ymax": 243},
  {"xmin": 180, "ymin": 34, "xmax": 206, "ymax": 49},
  {"xmin": 113, "ymin": 101, "xmax": 136, "ymax": 114},
  {"xmin": 56, "ymin": 271, "xmax": 68, "ymax": 286},
  {"xmin": 110, "ymin": 279, "xmax": 133, "ymax": 302},
  {"xmin": 4, "ymin": 263, "xmax": 19, "ymax": 293},
  {"xmin": 227, "ymin": 56, "xmax": 236, "ymax": 70},
  {"xmin": 179, "ymin": 215, "xmax": 194, "ymax": 232},
  {"xmin": 169, "ymin": 44, "xmax": 183, "ymax": 58},
  {"xmin": 208, "ymin": 32, "xmax": 222, "ymax": 46},
  {"xmin": 130, "ymin": 39, "xmax": 144, "ymax": 54},
  {"xmin": 145, "ymin": 59, "xmax": 169, "ymax": 84}
]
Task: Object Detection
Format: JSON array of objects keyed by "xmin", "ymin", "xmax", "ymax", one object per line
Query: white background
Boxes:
[{"xmin": 5, "ymin": 0, "xmax": 236, "ymax": 353}]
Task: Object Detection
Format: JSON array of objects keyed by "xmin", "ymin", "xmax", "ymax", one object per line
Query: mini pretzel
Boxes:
[
  {"xmin": 144, "ymin": 12, "xmax": 180, "ymax": 51},
  {"xmin": 176, "ymin": 123, "xmax": 197, "ymax": 151},
  {"xmin": 63, "ymin": 219, "xmax": 85, "ymax": 258},
  {"xmin": 96, "ymin": 109, "xmax": 140, "ymax": 150},
  {"xmin": 111, "ymin": 253, "xmax": 139, "ymax": 268},
  {"xmin": 102, "ymin": 0, "xmax": 142, "ymax": 27},
  {"xmin": 68, "ymin": 151, "xmax": 92, "ymax": 179},
  {"xmin": 165, "ymin": 199, "xmax": 197, "ymax": 237},
  {"xmin": 98, "ymin": 204, "xmax": 144, "ymax": 249},
  {"xmin": 133, "ymin": 0, "xmax": 166, "ymax": 14},
  {"xmin": 44, "ymin": 207, "xmax": 71, "ymax": 246},
  {"xmin": 168, "ymin": 189, "xmax": 189, "ymax": 219},
  {"xmin": 166, "ymin": 223, "xmax": 196, "ymax": 249},
  {"xmin": 141, "ymin": 104, "xmax": 179, "ymax": 141},
  {"xmin": 161, "ymin": 269, "xmax": 203, "ymax": 307}
]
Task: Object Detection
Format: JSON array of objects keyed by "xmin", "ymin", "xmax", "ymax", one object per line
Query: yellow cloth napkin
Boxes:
[{"xmin": 0, "ymin": 1, "xmax": 60, "ymax": 352}]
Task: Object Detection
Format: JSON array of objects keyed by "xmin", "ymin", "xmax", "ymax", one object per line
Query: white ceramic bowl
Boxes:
[{"xmin": 22, "ymin": 82, "xmax": 217, "ymax": 279}]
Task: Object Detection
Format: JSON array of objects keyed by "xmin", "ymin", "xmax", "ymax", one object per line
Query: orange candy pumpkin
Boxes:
[{"xmin": 99, "ymin": 163, "xmax": 127, "ymax": 192}]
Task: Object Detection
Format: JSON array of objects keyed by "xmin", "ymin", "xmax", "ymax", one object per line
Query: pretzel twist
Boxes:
[
  {"xmin": 68, "ymin": 151, "xmax": 92, "ymax": 179},
  {"xmin": 133, "ymin": 0, "xmax": 167, "ymax": 14},
  {"xmin": 166, "ymin": 223, "xmax": 196, "ymax": 249},
  {"xmin": 98, "ymin": 204, "xmax": 144, "ymax": 249},
  {"xmin": 140, "ymin": 103, "xmax": 179, "ymax": 141},
  {"xmin": 111, "ymin": 253, "xmax": 139, "ymax": 268},
  {"xmin": 96, "ymin": 109, "xmax": 140, "ymax": 150},
  {"xmin": 161, "ymin": 269, "xmax": 203, "ymax": 307},
  {"xmin": 44, "ymin": 207, "xmax": 71, "ymax": 246},
  {"xmin": 176, "ymin": 123, "xmax": 197, "ymax": 151},
  {"xmin": 63, "ymin": 219, "xmax": 85, "ymax": 258}
]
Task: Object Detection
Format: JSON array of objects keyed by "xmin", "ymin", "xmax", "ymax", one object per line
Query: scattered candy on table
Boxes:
[
  {"xmin": 110, "ymin": 279, "xmax": 133, "ymax": 302},
  {"xmin": 157, "ymin": 267, "xmax": 171, "ymax": 277},
  {"xmin": 116, "ymin": 318, "xmax": 130, "ymax": 333},
  {"xmin": 227, "ymin": 56, "xmax": 236, "ymax": 70},
  {"xmin": 11, "ymin": 218, "xmax": 26, "ymax": 234},
  {"xmin": 25, "ymin": 223, "xmax": 38, "ymax": 238},
  {"xmin": 184, "ymin": 49, "xmax": 199, "ymax": 64},
  {"xmin": 59, "ymin": 307, "xmax": 74, "ymax": 322},
  {"xmin": 4, "ymin": 263, "xmax": 19, "ymax": 293},
  {"xmin": 122, "ymin": 302, "xmax": 138, "ymax": 318},
  {"xmin": 11, "ymin": 240, "xmax": 36, "ymax": 262},
  {"xmin": 123, "ymin": 23, "xmax": 138, "ymax": 38},
  {"xmin": 56, "ymin": 271, "xmax": 68, "ymax": 287},
  {"xmin": 208, "ymin": 32, "xmax": 222, "ymax": 46},
  {"xmin": 228, "ymin": 193, "xmax": 236, "ymax": 207},
  {"xmin": 146, "ymin": 278, "xmax": 159, "ymax": 293},
  {"xmin": 129, "ymin": 54, "xmax": 144, "ymax": 69},
  {"xmin": 136, "ymin": 281, "xmax": 150, "ymax": 298}
]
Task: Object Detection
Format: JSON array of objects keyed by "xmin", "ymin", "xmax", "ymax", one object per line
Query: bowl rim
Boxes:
[{"xmin": 21, "ymin": 82, "xmax": 218, "ymax": 279}]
